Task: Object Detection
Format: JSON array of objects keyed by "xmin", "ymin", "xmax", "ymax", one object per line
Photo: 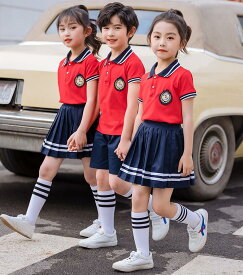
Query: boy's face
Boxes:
[{"xmin": 101, "ymin": 15, "xmax": 135, "ymax": 52}]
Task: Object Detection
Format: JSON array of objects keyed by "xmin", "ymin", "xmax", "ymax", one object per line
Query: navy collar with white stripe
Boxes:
[
  {"xmin": 148, "ymin": 59, "xmax": 181, "ymax": 78},
  {"xmin": 62, "ymin": 48, "xmax": 91, "ymax": 66},
  {"xmin": 105, "ymin": 46, "xmax": 133, "ymax": 65}
]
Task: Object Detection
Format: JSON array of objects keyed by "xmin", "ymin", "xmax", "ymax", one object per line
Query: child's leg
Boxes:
[
  {"xmin": 109, "ymin": 174, "xmax": 132, "ymax": 198},
  {"xmin": 152, "ymin": 188, "xmax": 200, "ymax": 227},
  {"xmin": 96, "ymin": 169, "xmax": 116, "ymax": 235},
  {"xmin": 25, "ymin": 156, "xmax": 63, "ymax": 225},
  {"xmin": 79, "ymin": 158, "xmax": 101, "ymax": 238},
  {"xmin": 112, "ymin": 184, "xmax": 154, "ymax": 272},
  {"xmin": 81, "ymin": 158, "xmax": 99, "ymax": 219},
  {"xmin": 131, "ymin": 184, "xmax": 151, "ymax": 256},
  {"xmin": 0, "ymin": 156, "xmax": 63, "ymax": 239},
  {"xmin": 152, "ymin": 188, "xmax": 208, "ymax": 252},
  {"xmin": 110, "ymin": 176, "xmax": 169, "ymax": 241},
  {"xmin": 78, "ymin": 169, "xmax": 117, "ymax": 248}
]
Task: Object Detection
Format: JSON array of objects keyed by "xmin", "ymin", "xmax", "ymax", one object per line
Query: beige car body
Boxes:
[{"xmin": 0, "ymin": 0, "xmax": 242, "ymax": 200}]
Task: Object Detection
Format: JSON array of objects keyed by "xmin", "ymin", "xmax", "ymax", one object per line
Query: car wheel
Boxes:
[
  {"xmin": 0, "ymin": 149, "xmax": 44, "ymax": 177},
  {"xmin": 175, "ymin": 117, "xmax": 235, "ymax": 201}
]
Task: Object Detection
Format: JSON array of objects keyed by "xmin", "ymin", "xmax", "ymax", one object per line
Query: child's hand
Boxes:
[
  {"xmin": 178, "ymin": 154, "xmax": 194, "ymax": 177},
  {"xmin": 73, "ymin": 130, "xmax": 87, "ymax": 151},
  {"xmin": 67, "ymin": 132, "xmax": 77, "ymax": 151},
  {"xmin": 114, "ymin": 140, "xmax": 131, "ymax": 161}
]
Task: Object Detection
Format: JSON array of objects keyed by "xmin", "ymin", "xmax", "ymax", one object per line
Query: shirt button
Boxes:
[
  {"xmin": 106, "ymin": 72, "xmax": 109, "ymax": 74},
  {"xmin": 152, "ymin": 85, "xmax": 155, "ymax": 88},
  {"xmin": 108, "ymin": 63, "xmax": 110, "ymax": 65},
  {"xmin": 67, "ymin": 72, "xmax": 69, "ymax": 74},
  {"xmin": 154, "ymin": 76, "xmax": 156, "ymax": 79}
]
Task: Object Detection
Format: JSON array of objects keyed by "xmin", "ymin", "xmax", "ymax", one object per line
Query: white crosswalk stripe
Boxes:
[
  {"xmin": 0, "ymin": 233, "xmax": 79, "ymax": 275},
  {"xmin": 172, "ymin": 255, "xmax": 243, "ymax": 275},
  {"xmin": 233, "ymin": 226, "xmax": 243, "ymax": 236}
]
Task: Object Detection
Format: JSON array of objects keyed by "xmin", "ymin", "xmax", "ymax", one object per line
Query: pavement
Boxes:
[{"xmin": 0, "ymin": 158, "xmax": 242, "ymax": 275}]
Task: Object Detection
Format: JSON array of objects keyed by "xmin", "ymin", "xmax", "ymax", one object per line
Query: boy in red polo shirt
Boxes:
[{"xmin": 77, "ymin": 2, "xmax": 169, "ymax": 249}]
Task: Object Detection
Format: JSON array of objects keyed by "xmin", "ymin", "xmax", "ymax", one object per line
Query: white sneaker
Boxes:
[
  {"xmin": 112, "ymin": 251, "xmax": 154, "ymax": 272},
  {"xmin": 150, "ymin": 212, "xmax": 170, "ymax": 241},
  {"xmin": 79, "ymin": 219, "xmax": 101, "ymax": 238},
  {"xmin": 187, "ymin": 209, "xmax": 208, "ymax": 252},
  {"xmin": 0, "ymin": 214, "xmax": 35, "ymax": 239},
  {"xmin": 78, "ymin": 228, "xmax": 117, "ymax": 248}
]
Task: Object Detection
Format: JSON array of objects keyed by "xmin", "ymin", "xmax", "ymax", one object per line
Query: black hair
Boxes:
[
  {"xmin": 57, "ymin": 5, "xmax": 101, "ymax": 55},
  {"xmin": 97, "ymin": 2, "xmax": 138, "ymax": 42},
  {"xmin": 147, "ymin": 9, "xmax": 192, "ymax": 54}
]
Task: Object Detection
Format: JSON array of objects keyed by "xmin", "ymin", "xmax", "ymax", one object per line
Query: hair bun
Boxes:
[
  {"xmin": 75, "ymin": 5, "xmax": 89, "ymax": 14},
  {"xmin": 168, "ymin": 9, "xmax": 184, "ymax": 18}
]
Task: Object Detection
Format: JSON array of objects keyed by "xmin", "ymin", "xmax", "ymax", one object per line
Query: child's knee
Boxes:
[
  {"xmin": 84, "ymin": 172, "xmax": 96, "ymax": 186},
  {"xmin": 39, "ymin": 163, "xmax": 52, "ymax": 179},
  {"xmin": 109, "ymin": 177, "xmax": 119, "ymax": 192},
  {"xmin": 152, "ymin": 202, "xmax": 170, "ymax": 217}
]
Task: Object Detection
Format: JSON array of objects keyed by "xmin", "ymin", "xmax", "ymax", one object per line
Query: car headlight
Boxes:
[{"xmin": 0, "ymin": 79, "xmax": 23, "ymax": 107}]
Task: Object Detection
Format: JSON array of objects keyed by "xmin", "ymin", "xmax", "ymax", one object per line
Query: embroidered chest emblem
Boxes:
[
  {"xmin": 74, "ymin": 74, "xmax": 85, "ymax": 87},
  {"xmin": 114, "ymin": 77, "xmax": 126, "ymax": 91},
  {"xmin": 159, "ymin": 90, "xmax": 172, "ymax": 105}
]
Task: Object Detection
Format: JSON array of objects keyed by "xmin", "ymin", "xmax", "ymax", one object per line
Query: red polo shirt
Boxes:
[
  {"xmin": 139, "ymin": 59, "xmax": 196, "ymax": 124},
  {"xmin": 97, "ymin": 46, "xmax": 145, "ymax": 135},
  {"xmin": 58, "ymin": 48, "xmax": 99, "ymax": 104}
]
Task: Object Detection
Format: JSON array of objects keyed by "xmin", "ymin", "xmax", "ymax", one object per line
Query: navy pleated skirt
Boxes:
[
  {"xmin": 41, "ymin": 104, "xmax": 97, "ymax": 159},
  {"xmin": 118, "ymin": 120, "xmax": 195, "ymax": 188}
]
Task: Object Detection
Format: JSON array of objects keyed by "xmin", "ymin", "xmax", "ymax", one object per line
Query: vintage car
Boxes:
[{"xmin": 0, "ymin": 0, "xmax": 242, "ymax": 201}]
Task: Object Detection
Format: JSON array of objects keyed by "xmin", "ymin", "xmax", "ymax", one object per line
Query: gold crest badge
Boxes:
[
  {"xmin": 114, "ymin": 77, "xmax": 126, "ymax": 91},
  {"xmin": 159, "ymin": 90, "xmax": 172, "ymax": 105},
  {"xmin": 74, "ymin": 74, "xmax": 85, "ymax": 87}
]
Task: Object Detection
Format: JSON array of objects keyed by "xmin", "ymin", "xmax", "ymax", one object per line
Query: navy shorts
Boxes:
[{"xmin": 90, "ymin": 131, "xmax": 122, "ymax": 175}]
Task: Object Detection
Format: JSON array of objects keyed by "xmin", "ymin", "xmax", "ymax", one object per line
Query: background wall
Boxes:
[{"xmin": 0, "ymin": 0, "xmax": 67, "ymax": 45}]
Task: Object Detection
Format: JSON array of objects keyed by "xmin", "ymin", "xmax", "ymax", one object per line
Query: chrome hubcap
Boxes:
[{"xmin": 198, "ymin": 125, "xmax": 228, "ymax": 185}]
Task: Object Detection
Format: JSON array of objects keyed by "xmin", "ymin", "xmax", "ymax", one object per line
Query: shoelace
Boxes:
[
  {"xmin": 17, "ymin": 214, "xmax": 26, "ymax": 220},
  {"xmin": 125, "ymin": 251, "xmax": 137, "ymax": 261},
  {"xmin": 188, "ymin": 228, "xmax": 198, "ymax": 239}
]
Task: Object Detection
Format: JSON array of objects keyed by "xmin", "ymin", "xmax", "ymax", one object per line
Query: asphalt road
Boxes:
[{"xmin": 0, "ymin": 159, "xmax": 243, "ymax": 275}]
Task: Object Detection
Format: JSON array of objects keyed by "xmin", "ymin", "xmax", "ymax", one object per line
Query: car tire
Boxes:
[
  {"xmin": 174, "ymin": 117, "xmax": 235, "ymax": 201},
  {"xmin": 0, "ymin": 149, "xmax": 44, "ymax": 177}
]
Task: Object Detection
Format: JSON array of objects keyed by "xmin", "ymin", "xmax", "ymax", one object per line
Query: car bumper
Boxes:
[{"xmin": 0, "ymin": 109, "xmax": 56, "ymax": 152}]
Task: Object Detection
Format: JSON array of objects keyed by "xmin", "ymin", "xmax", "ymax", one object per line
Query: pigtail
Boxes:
[
  {"xmin": 75, "ymin": 5, "xmax": 101, "ymax": 56},
  {"xmin": 85, "ymin": 20, "xmax": 102, "ymax": 56},
  {"xmin": 186, "ymin": 25, "xmax": 192, "ymax": 42}
]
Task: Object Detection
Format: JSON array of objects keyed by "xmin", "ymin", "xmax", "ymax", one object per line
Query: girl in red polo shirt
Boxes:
[
  {"xmin": 0, "ymin": 5, "xmax": 101, "ymax": 240},
  {"xmin": 113, "ymin": 10, "xmax": 208, "ymax": 272}
]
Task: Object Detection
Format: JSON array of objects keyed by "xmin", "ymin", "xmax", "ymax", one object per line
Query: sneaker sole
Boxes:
[
  {"xmin": 112, "ymin": 262, "xmax": 154, "ymax": 272},
  {"xmin": 0, "ymin": 216, "xmax": 32, "ymax": 239},
  {"xmin": 79, "ymin": 241, "xmax": 118, "ymax": 249},
  {"xmin": 190, "ymin": 209, "xmax": 208, "ymax": 253}
]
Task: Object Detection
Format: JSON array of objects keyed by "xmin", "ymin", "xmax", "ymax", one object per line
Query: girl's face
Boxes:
[
  {"xmin": 150, "ymin": 21, "xmax": 183, "ymax": 63},
  {"xmin": 58, "ymin": 18, "xmax": 91, "ymax": 51}
]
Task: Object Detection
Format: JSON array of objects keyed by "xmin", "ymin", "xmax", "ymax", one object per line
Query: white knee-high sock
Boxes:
[
  {"xmin": 171, "ymin": 203, "xmax": 200, "ymax": 229},
  {"xmin": 90, "ymin": 185, "xmax": 100, "ymax": 221},
  {"xmin": 97, "ymin": 190, "xmax": 116, "ymax": 235},
  {"xmin": 147, "ymin": 194, "xmax": 161, "ymax": 218},
  {"xmin": 122, "ymin": 187, "xmax": 133, "ymax": 199},
  {"xmin": 25, "ymin": 178, "xmax": 52, "ymax": 225},
  {"xmin": 132, "ymin": 211, "xmax": 150, "ymax": 257}
]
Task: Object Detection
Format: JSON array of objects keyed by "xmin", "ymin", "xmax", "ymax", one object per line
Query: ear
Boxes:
[
  {"xmin": 127, "ymin": 26, "xmax": 136, "ymax": 39},
  {"xmin": 85, "ymin": 26, "xmax": 92, "ymax": 37}
]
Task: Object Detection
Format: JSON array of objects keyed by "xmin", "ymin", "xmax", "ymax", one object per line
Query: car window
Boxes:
[
  {"xmin": 237, "ymin": 16, "xmax": 243, "ymax": 45},
  {"xmin": 46, "ymin": 9, "xmax": 162, "ymax": 35}
]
